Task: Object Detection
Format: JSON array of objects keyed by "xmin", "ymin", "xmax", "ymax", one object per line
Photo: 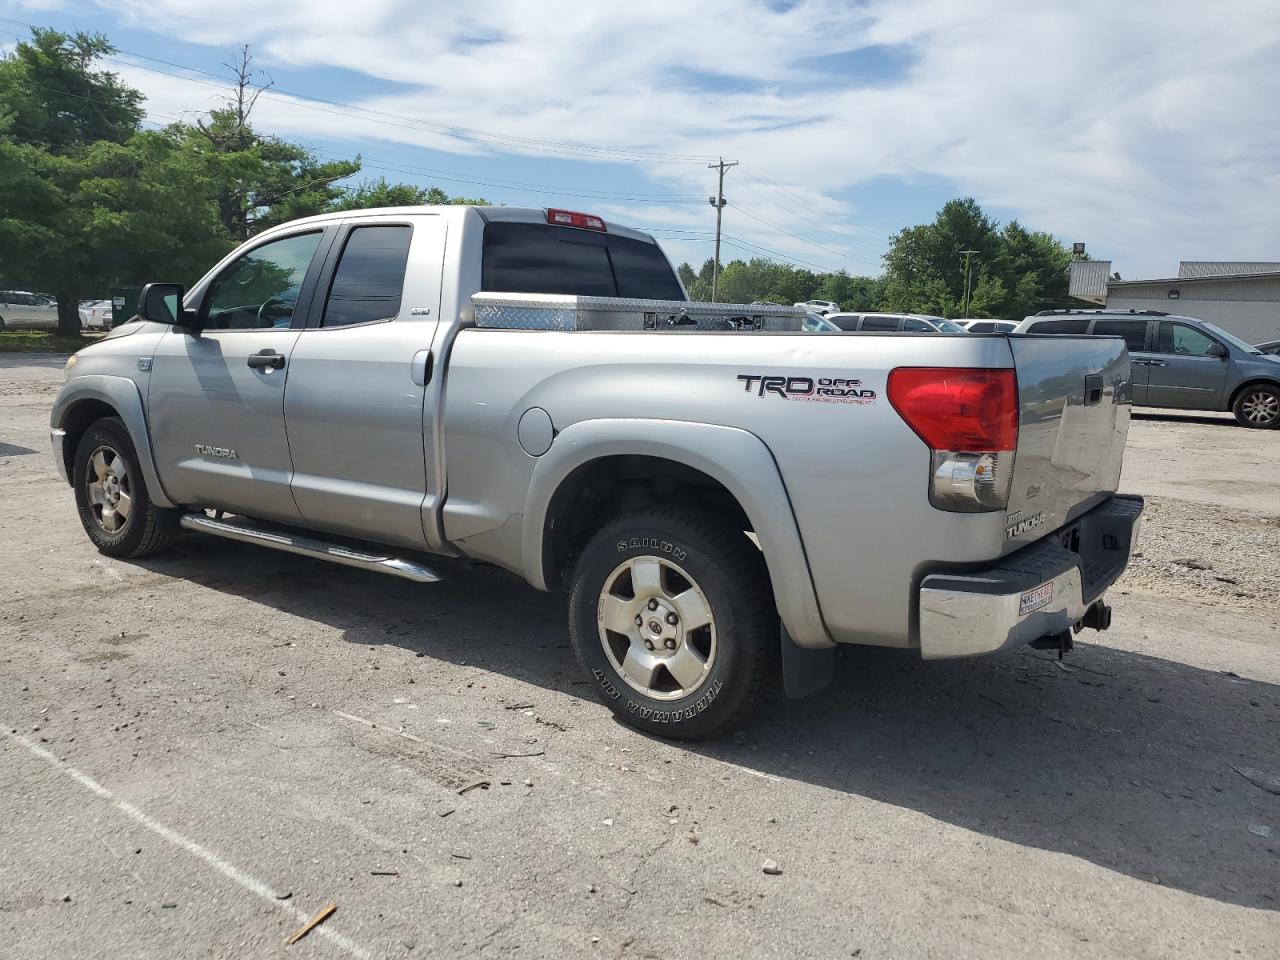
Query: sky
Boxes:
[{"xmin": 3, "ymin": 0, "xmax": 1278, "ymax": 279}]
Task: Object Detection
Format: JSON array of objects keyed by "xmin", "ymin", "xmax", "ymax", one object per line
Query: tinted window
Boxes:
[
  {"xmin": 828, "ymin": 314, "xmax": 860, "ymax": 331},
  {"xmin": 902, "ymin": 318, "xmax": 934, "ymax": 332},
  {"xmin": 322, "ymin": 225, "xmax": 412, "ymax": 327},
  {"xmin": 1156, "ymin": 322, "xmax": 1217, "ymax": 357},
  {"xmin": 861, "ymin": 315, "xmax": 901, "ymax": 331},
  {"xmin": 1029, "ymin": 318, "xmax": 1090, "ymax": 334},
  {"xmin": 482, "ymin": 222, "xmax": 683, "ymax": 300},
  {"xmin": 968, "ymin": 322, "xmax": 996, "ymax": 333},
  {"xmin": 203, "ymin": 232, "xmax": 323, "ymax": 330},
  {"xmin": 1091, "ymin": 320, "xmax": 1148, "ymax": 351}
]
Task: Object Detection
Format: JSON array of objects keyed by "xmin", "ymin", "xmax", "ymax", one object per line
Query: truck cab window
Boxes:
[
  {"xmin": 201, "ymin": 232, "xmax": 323, "ymax": 330},
  {"xmin": 482, "ymin": 222, "xmax": 684, "ymax": 300},
  {"xmin": 322, "ymin": 225, "xmax": 413, "ymax": 327}
]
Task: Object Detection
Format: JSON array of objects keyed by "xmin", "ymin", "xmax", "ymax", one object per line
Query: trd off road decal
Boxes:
[{"xmin": 737, "ymin": 374, "xmax": 877, "ymax": 405}]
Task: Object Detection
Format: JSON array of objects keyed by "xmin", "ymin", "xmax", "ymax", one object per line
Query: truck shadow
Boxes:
[{"xmin": 137, "ymin": 538, "xmax": 1279, "ymax": 913}]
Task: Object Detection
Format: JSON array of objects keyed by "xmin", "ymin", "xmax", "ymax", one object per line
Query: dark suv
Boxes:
[{"xmin": 1014, "ymin": 310, "xmax": 1280, "ymax": 428}]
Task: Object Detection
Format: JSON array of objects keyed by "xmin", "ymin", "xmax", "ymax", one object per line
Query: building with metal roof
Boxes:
[{"xmin": 1069, "ymin": 260, "xmax": 1280, "ymax": 344}]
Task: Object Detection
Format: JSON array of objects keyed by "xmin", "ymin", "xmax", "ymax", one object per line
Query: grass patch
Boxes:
[{"xmin": 0, "ymin": 330, "xmax": 100, "ymax": 353}]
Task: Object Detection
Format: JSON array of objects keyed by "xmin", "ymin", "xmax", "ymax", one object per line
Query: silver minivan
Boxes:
[
  {"xmin": 0, "ymin": 291, "xmax": 59, "ymax": 330},
  {"xmin": 825, "ymin": 312, "xmax": 968, "ymax": 333}
]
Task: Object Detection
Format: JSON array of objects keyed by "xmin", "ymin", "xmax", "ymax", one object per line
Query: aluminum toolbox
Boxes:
[{"xmin": 471, "ymin": 292, "xmax": 806, "ymax": 332}]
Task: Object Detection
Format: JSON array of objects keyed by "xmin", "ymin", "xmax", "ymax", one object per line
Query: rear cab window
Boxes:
[{"xmin": 482, "ymin": 222, "xmax": 684, "ymax": 300}]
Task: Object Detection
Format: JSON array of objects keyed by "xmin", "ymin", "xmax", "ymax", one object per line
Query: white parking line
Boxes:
[{"xmin": 3, "ymin": 729, "xmax": 370, "ymax": 960}]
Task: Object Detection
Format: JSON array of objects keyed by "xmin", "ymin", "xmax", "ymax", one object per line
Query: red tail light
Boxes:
[
  {"xmin": 887, "ymin": 367, "xmax": 1018, "ymax": 452},
  {"xmin": 546, "ymin": 208, "xmax": 606, "ymax": 231}
]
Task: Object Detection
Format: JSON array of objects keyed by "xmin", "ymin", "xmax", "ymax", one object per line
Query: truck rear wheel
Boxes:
[
  {"xmin": 568, "ymin": 507, "xmax": 776, "ymax": 739},
  {"xmin": 1233, "ymin": 384, "xmax": 1280, "ymax": 428},
  {"xmin": 73, "ymin": 417, "xmax": 180, "ymax": 558}
]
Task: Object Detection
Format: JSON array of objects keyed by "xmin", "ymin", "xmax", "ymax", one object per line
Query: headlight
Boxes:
[{"xmin": 64, "ymin": 354, "xmax": 78, "ymax": 381}]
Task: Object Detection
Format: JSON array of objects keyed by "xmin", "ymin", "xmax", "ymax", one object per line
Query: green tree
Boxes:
[
  {"xmin": 881, "ymin": 197, "xmax": 1072, "ymax": 318},
  {"xmin": 331, "ymin": 177, "xmax": 489, "ymax": 211},
  {"xmin": 0, "ymin": 29, "xmax": 229, "ymax": 335},
  {"xmin": 172, "ymin": 47, "xmax": 359, "ymax": 241}
]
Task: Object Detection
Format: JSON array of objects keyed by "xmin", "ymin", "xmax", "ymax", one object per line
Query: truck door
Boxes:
[
  {"xmin": 147, "ymin": 228, "xmax": 331, "ymax": 523},
  {"xmin": 1144, "ymin": 321, "xmax": 1230, "ymax": 409},
  {"xmin": 283, "ymin": 215, "xmax": 446, "ymax": 550},
  {"xmin": 1090, "ymin": 318, "xmax": 1153, "ymax": 404}
]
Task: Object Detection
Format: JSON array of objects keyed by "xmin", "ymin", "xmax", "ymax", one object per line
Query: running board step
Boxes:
[{"xmin": 179, "ymin": 513, "xmax": 440, "ymax": 583}]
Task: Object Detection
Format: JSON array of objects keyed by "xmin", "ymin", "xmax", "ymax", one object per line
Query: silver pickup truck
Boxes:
[{"xmin": 51, "ymin": 205, "xmax": 1143, "ymax": 738}]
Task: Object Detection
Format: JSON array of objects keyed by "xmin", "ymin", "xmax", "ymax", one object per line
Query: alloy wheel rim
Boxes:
[
  {"xmin": 1242, "ymin": 391, "xmax": 1280, "ymax": 424},
  {"xmin": 85, "ymin": 445, "xmax": 132, "ymax": 534},
  {"xmin": 596, "ymin": 555, "xmax": 717, "ymax": 701}
]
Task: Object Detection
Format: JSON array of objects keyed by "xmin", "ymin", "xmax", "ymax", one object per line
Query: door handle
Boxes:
[
  {"xmin": 247, "ymin": 349, "xmax": 285, "ymax": 370},
  {"xmin": 1146, "ymin": 360, "xmax": 1166, "ymax": 367}
]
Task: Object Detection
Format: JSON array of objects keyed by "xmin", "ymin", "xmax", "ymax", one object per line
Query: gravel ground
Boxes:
[{"xmin": 2, "ymin": 356, "xmax": 1278, "ymax": 959}]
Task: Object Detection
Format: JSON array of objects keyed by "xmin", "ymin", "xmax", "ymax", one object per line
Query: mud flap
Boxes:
[{"xmin": 781, "ymin": 626, "xmax": 834, "ymax": 699}]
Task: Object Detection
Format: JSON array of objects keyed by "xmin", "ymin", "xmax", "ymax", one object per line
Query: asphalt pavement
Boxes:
[{"xmin": 2, "ymin": 354, "xmax": 1277, "ymax": 959}]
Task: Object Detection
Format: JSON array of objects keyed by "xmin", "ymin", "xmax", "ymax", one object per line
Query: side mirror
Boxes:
[
  {"xmin": 1206, "ymin": 342, "xmax": 1228, "ymax": 359},
  {"xmin": 138, "ymin": 283, "xmax": 194, "ymax": 327}
]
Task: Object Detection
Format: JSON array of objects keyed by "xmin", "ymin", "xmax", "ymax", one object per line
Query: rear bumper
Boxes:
[{"xmin": 918, "ymin": 494, "xmax": 1143, "ymax": 659}]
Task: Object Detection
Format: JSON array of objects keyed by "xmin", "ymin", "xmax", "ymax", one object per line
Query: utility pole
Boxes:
[
  {"xmin": 708, "ymin": 157, "xmax": 738, "ymax": 301},
  {"xmin": 960, "ymin": 249, "xmax": 979, "ymax": 317}
]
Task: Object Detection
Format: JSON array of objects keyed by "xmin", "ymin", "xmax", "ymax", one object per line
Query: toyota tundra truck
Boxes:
[{"xmin": 51, "ymin": 205, "xmax": 1143, "ymax": 738}]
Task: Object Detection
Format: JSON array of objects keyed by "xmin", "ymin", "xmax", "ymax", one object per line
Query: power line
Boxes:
[
  {"xmin": 731, "ymin": 203, "xmax": 881, "ymax": 269},
  {"xmin": 646, "ymin": 228, "xmax": 841, "ymax": 273},
  {"xmin": 316, "ymin": 152, "xmax": 705, "ymax": 204},
  {"xmin": 0, "ymin": 17, "xmax": 721, "ymax": 165}
]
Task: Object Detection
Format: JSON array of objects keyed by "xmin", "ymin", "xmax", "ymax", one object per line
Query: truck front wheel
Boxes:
[
  {"xmin": 73, "ymin": 417, "xmax": 180, "ymax": 558},
  {"xmin": 568, "ymin": 507, "xmax": 776, "ymax": 739}
]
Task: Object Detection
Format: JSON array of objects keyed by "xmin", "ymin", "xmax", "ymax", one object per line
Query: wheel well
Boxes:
[
  {"xmin": 541, "ymin": 455, "xmax": 753, "ymax": 589},
  {"xmin": 1228, "ymin": 378, "xmax": 1280, "ymax": 410},
  {"xmin": 60, "ymin": 399, "xmax": 119, "ymax": 480}
]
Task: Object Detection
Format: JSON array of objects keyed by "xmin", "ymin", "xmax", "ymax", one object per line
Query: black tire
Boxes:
[
  {"xmin": 73, "ymin": 417, "xmax": 180, "ymax": 557},
  {"xmin": 1232, "ymin": 383, "xmax": 1280, "ymax": 428},
  {"xmin": 568, "ymin": 506, "xmax": 777, "ymax": 740},
  {"xmin": 0, "ymin": 317, "xmax": 7, "ymax": 330}
]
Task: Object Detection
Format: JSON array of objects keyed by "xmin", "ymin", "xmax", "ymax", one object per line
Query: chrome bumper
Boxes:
[
  {"xmin": 50, "ymin": 428, "xmax": 69, "ymax": 484},
  {"xmin": 918, "ymin": 494, "xmax": 1144, "ymax": 660}
]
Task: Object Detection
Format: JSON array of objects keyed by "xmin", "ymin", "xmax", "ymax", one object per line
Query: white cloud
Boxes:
[{"xmin": 29, "ymin": 0, "xmax": 1280, "ymax": 274}]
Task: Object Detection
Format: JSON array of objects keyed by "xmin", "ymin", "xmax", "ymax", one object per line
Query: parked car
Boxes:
[
  {"xmin": 52, "ymin": 205, "xmax": 1142, "ymax": 739},
  {"xmin": 957, "ymin": 319, "xmax": 1018, "ymax": 334},
  {"xmin": 1256, "ymin": 339, "xmax": 1280, "ymax": 356},
  {"xmin": 826, "ymin": 312, "xmax": 968, "ymax": 333},
  {"xmin": 801, "ymin": 312, "xmax": 840, "ymax": 332},
  {"xmin": 794, "ymin": 299, "xmax": 840, "ymax": 315},
  {"xmin": 79, "ymin": 299, "xmax": 113, "ymax": 330},
  {"xmin": 1014, "ymin": 309, "xmax": 1280, "ymax": 428},
  {"xmin": 0, "ymin": 290, "xmax": 59, "ymax": 330}
]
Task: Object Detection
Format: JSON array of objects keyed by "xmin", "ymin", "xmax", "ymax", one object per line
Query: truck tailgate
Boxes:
[{"xmin": 1002, "ymin": 336, "xmax": 1131, "ymax": 551}]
